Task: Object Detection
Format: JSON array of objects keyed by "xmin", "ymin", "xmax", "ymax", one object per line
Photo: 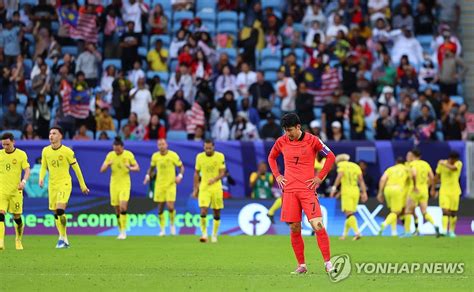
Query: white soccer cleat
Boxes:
[
  {"xmin": 159, "ymin": 230, "xmax": 166, "ymax": 237},
  {"xmin": 325, "ymin": 261, "xmax": 335, "ymax": 273},
  {"xmin": 199, "ymin": 235, "xmax": 208, "ymax": 243},
  {"xmin": 211, "ymin": 235, "xmax": 218, "ymax": 243},
  {"xmin": 117, "ymin": 232, "xmax": 127, "ymax": 240},
  {"xmin": 170, "ymin": 225, "xmax": 176, "ymax": 235}
]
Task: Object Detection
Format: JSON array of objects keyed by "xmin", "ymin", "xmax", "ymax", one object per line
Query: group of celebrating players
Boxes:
[{"xmin": 0, "ymin": 113, "xmax": 464, "ymax": 275}]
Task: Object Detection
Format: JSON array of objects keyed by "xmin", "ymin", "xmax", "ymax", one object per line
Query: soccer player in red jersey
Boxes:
[{"xmin": 268, "ymin": 113, "xmax": 336, "ymax": 274}]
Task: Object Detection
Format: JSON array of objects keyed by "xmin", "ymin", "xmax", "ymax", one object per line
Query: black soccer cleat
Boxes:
[{"xmin": 267, "ymin": 214, "xmax": 275, "ymax": 224}]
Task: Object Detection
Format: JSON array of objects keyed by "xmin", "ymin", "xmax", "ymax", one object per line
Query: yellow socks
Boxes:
[
  {"xmin": 383, "ymin": 212, "xmax": 397, "ymax": 227},
  {"xmin": 450, "ymin": 216, "xmax": 457, "ymax": 233},
  {"xmin": 55, "ymin": 214, "xmax": 67, "ymax": 240},
  {"xmin": 344, "ymin": 215, "xmax": 359, "ymax": 236},
  {"xmin": 343, "ymin": 218, "xmax": 350, "ymax": 236},
  {"xmin": 212, "ymin": 219, "xmax": 220, "ymax": 237},
  {"xmin": 200, "ymin": 216, "xmax": 207, "ymax": 237},
  {"xmin": 0, "ymin": 220, "xmax": 5, "ymax": 242},
  {"xmin": 117, "ymin": 214, "xmax": 122, "ymax": 230},
  {"xmin": 119, "ymin": 213, "xmax": 128, "ymax": 232},
  {"xmin": 424, "ymin": 213, "xmax": 435, "ymax": 225},
  {"xmin": 404, "ymin": 214, "xmax": 412, "ymax": 233},
  {"xmin": 170, "ymin": 210, "xmax": 176, "ymax": 226},
  {"xmin": 442, "ymin": 215, "xmax": 449, "ymax": 234},
  {"xmin": 159, "ymin": 213, "xmax": 165, "ymax": 231},
  {"xmin": 268, "ymin": 198, "xmax": 282, "ymax": 216}
]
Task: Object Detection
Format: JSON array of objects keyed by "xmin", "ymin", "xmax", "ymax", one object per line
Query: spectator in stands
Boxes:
[
  {"xmin": 433, "ymin": 27, "xmax": 462, "ymax": 63},
  {"xmin": 295, "ymin": 82, "xmax": 315, "ymax": 128},
  {"xmin": 375, "ymin": 105, "xmax": 394, "ymax": 140},
  {"xmin": 330, "ymin": 121, "xmax": 344, "ymax": 141},
  {"xmin": 73, "ymin": 124, "xmax": 92, "ymax": 141},
  {"xmin": 30, "ymin": 56, "xmax": 50, "ymax": 81},
  {"xmin": 215, "ymin": 64, "xmax": 238, "ymax": 99},
  {"xmin": 249, "ymin": 71, "xmax": 275, "ymax": 117},
  {"xmin": 239, "ymin": 97, "xmax": 259, "ymax": 126},
  {"xmin": 98, "ymin": 131, "xmax": 110, "ymax": 140},
  {"xmin": 168, "ymin": 100, "xmax": 187, "ymax": 131},
  {"xmin": 192, "ymin": 125, "xmax": 205, "ymax": 142},
  {"xmin": 214, "ymin": 53, "xmax": 235, "ymax": 76},
  {"xmin": 377, "ymin": 86, "xmax": 398, "ymax": 118},
  {"xmin": 0, "ymin": 67, "xmax": 16, "ymax": 109},
  {"xmin": 95, "ymin": 108, "xmax": 115, "ymax": 132},
  {"xmin": 144, "ymin": 114, "xmax": 166, "ymax": 140},
  {"xmin": 122, "ymin": 0, "xmax": 148, "ymax": 33},
  {"xmin": 31, "ymin": 0, "xmax": 56, "ymax": 29},
  {"xmin": 393, "ymin": 110, "xmax": 414, "ymax": 140},
  {"xmin": 191, "ymin": 49, "xmax": 212, "ymax": 81},
  {"xmin": 34, "ymin": 94, "xmax": 51, "ymax": 139},
  {"xmin": 302, "ymin": 2, "xmax": 326, "ymax": 29},
  {"xmin": 326, "ymin": 14, "xmax": 348, "ymax": 41},
  {"xmin": 148, "ymin": 3, "xmax": 168, "ymax": 35},
  {"xmin": 358, "ymin": 160, "xmax": 375, "ymax": 197},
  {"xmin": 418, "ymin": 59, "xmax": 438, "ymax": 85},
  {"xmin": 167, "ymin": 89, "xmax": 191, "ymax": 113},
  {"xmin": 100, "ymin": 65, "xmax": 116, "ymax": 104},
  {"xmin": 112, "ymin": 70, "xmax": 132, "ymax": 121},
  {"xmin": 368, "ymin": 0, "xmax": 389, "ymax": 24},
  {"xmin": 236, "ymin": 62, "xmax": 257, "ymax": 98},
  {"xmin": 237, "ymin": 26, "xmax": 259, "ymax": 69},
  {"xmin": 305, "ymin": 20, "xmax": 325, "ymax": 48},
  {"xmin": 128, "ymin": 60, "xmax": 145, "ymax": 87},
  {"xmin": 22, "ymin": 123, "xmax": 38, "ymax": 140},
  {"xmin": 211, "ymin": 111, "xmax": 231, "ymax": 141},
  {"xmin": 121, "ymin": 112, "xmax": 145, "ymax": 140},
  {"xmin": 218, "ymin": 0, "xmax": 238, "ymax": 11},
  {"xmin": 23, "ymin": 98, "xmax": 35, "ymax": 126},
  {"xmin": 442, "ymin": 103, "xmax": 463, "ymax": 140},
  {"xmin": 414, "ymin": 105, "xmax": 436, "ymax": 141},
  {"xmin": 392, "ymin": 3, "xmax": 414, "ymax": 31},
  {"xmin": 52, "ymin": 53, "xmax": 75, "ymax": 75},
  {"xmin": 103, "ymin": 8, "xmax": 122, "ymax": 59},
  {"xmin": 31, "ymin": 63, "xmax": 51, "ymax": 95},
  {"xmin": 309, "ymin": 120, "xmax": 327, "ymax": 142},
  {"xmin": 147, "ymin": 39, "xmax": 168, "ymax": 72},
  {"xmin": 169, "ymin": 29, "xmax": 187, "ymax": 59},
  {"xmin": 441, "ymin": 93, "xmax": 456, "ymax": 121},
  {"xmin": 260, "ymin": 113, "xmax": 280, "ymax": 141},
  {"xmin": 438, "ymin": 0, "xmax": 461, "ymax": 31},
  {"xmin": 120, "ymin": 21, "xmax": 140, "ymax": 72},
  {"xmin": 280, "ymin": 53, "xmax": 301, "ymax": 81},
  {"xmin": 75, "ymin": 42, "xmax": 102, "ymax": 87},
  {"xmin": 348, "ymin": 92, "xmax": 366, "ymax": 140},
  {"xmin": 0, "ymin": 20, "xmax": 21, "ymax": 67},
  {"xmin": 399, "ymin": 65, "xmax": 419, "ymax": 92},
  {"xmin": 167, "ymin": 64, "xmax": 193, "ymax": 104},
  {"xmin": 130, "ymin": 77, "xmax": 152, "ymax": 127},
  {"xmin": 322, "ymin": 91, "xmax": 345, "ymax": 140},
  {"xmin": 391, "ymin": 27, "xmax": 424, "ymax": 67},
  {"xmin": 230, "ymin": 111, "xmax": 259, "ymax": 141},
  {"xmin": 411, "ymin": 93, "xmax": 436, "ymax": 121},
  {"xmin": 439, "ymin": 49, "xmax": 468, "ymax": 96},
  {"xmin": 249, "ymin": 161, "xmax": 274, "ymax": 199},
  {"xmin": 276, "ymin": 70, "xmax": 297, "ymax": 114},
  {"xmin": 414, "ymin": 2, "xmax": 435, "ymax": 35}
]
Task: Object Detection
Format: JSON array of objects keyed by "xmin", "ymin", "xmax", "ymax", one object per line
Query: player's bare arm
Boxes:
[
  {"xmin": 127, "ymin": 161, "xmax": 140, "ymax": 172},
  {"xmin": 143, "ymin": 166, "xmax": 153, "ymax": 184},
  {"xmin": 412, "ymin": 168, "xmax": 419, "ymax": 193},
  {"xmin": 330, "ymin": 171, "xmax": 343, "ymax": 197},
  {"xmin": 209, "ymin": 168, "xmax": 225, "ymax": 185},
  {"xmin": 358, "ymin": 174, "xmax": 368, "ymax": 203},
  {"xmin": 175, "ymin": 165, "xmax": 185, "ymax": 184},
  {"xmin": 100, "ymin": 160, "xmax": 113, "ymax": 173},
  {"xmin": 18, "ymin": 167, "xmax": 31, "ymax": 191},
  {"xmin": 192, "ymin": 170, "xmax": 200, "ymax": 198},
  {"xmin": 377, "ymin": 174, "xmax": 388, "ymax": 203}
]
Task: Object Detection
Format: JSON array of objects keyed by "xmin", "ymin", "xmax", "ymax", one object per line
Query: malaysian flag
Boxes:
[
  {"xmin": 308, "ymin": 68, "xmax": 340, "ymax": 107},
  {"xmin": 64, "ymin": 9, "xmax": 98, "ymax": 43},
  {"xmin": 60, "ymin": 80, "xmax": 90, "ymax": 119}
]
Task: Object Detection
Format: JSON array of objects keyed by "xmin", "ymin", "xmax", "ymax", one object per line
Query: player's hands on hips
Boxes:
[
  {"xmin": 39, "ymin": 179, "xmax": 44, "ymax": 188},
  {"xmin": 377, "ymin": 192, "xmax": 384, "ymax": 203},
  {"xmin": 361, "ymin": 191, "xmax": 368, "ymax": 203},
  {"xmin": 306, "ymin": 176, "xmax": 322, "ymax": 190},
  {"xmin": 82, "ymin": 187, "xmax": 90, "ymax": 195},
  {"xmin": 276, "ymin": 175, "xmax": 287, "ymax": 189}
]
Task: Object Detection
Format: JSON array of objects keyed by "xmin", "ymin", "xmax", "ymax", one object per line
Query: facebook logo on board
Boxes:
[{"xmin": 238, "ymin": 204, "xmax": 271, "ymax": 236}]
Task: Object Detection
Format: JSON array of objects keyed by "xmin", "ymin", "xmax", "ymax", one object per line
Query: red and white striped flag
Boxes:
[
  {"xmin": 60, "ymin": 80, "xmax": 90, "ymax": 119},
  {"xmin": 68, "ymin": 11, "xmax": 98, "ymax": 43},
  {"xmin": 186, "ymin": 102, "xmax": 206, "ymax": 135},
  {"xmin": 308, "ymin": 68, "xmax": 340, "ymax": 107}
]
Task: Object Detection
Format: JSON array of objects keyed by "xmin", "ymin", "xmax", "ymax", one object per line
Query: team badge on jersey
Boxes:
[
  {"xmin": 59, "ymin": 155, "xmax": 64, "ymax": 161},
  {"xmin": 12, "ymin": 159, "xmax": 17, "ymax": 164}
]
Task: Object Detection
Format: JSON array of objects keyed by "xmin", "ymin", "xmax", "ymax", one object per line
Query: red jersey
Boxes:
[{"xmin": 268, "ymin": 132, "xmax": 334, "ymax": 192}]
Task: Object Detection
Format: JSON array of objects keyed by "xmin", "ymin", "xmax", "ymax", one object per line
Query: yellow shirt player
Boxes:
[
  {"xmin": 0, "ymin": 132, "xmax": 30, "ymax": 250},
  {"xmin": 377, "ymin": 157, "xmax": 409, "ymax": 235},
  {"xmin": 143, "ymin": 139, "xmax": 184, "ymax": 236},
  {"xmin": 193, "ymin": 140, "xmax": 226, "ymax": 243},
  {"xmin": 330, "ymin": 154, "xmax": 367, "ymax": 240},
  {"xmin": 100, "ymin": 137, "xmax": 140, "ymax": 240},
  {"xmin": 39, "ymin": 127, "xmax": 89, "ymax": 249},
  {"xmin": 436, "ymin": 151, "xmax": 463, "ymax": 237},
  {"xmin": 404, "ymin": 150, "xmax": 439, "ymax": 237}
]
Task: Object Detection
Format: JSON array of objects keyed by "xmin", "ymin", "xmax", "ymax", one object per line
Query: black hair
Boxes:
[
  {"xmin": 281, "ymin": 113, "xmax": 301, "ymax": 129},
  {"xmin": 113, "ymin": 136, "xmax": 124, "ymax": 147},
  {"xmin": 50, "ymin": 126, "xmax": 64, "ymax": 136},
  {"xmin": 448, "ymin": 151, "xmax": 460, "ymax": 160},
  {"xmin": 1, "ymin": 132, "xmax": 14, "ymax": 141},
  {"xmin": 396, "ymin": 157, "xmax": 406, "ymax": 164},
  {"xmin": 204, "ymin": 139, "xmax": 214, "ymax": 145},
  {"xmin": 411, "ymin": 149, "xmax": 421, "ymax": 158}
]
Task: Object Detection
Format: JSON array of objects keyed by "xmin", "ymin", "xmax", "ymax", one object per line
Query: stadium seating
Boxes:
[
  {"xmin": 102, "ymin": 59, "xmax": 122, "ymax": 70},
  {"xmin": 196, "ymin": 0, "xmax": 216, "ymax": 12},
  {"xmin": 166, "ymin": 130, "xmax": 188, "ymax": 140},
  {"xmin": 0, "ymin": 130, "xmax": 22, "ymax": 140}
]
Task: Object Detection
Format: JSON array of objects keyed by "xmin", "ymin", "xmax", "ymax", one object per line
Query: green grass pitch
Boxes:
[{"xmin": 0, "ymin": 235, "xmax": 472, "ymax": 291}]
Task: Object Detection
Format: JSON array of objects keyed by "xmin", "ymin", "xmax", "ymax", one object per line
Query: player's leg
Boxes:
[
  {"xmin": 300, "ymin": 192, "xmax": 333, "ymax": 273},
  {"xmin": 439, "ymin": 192, "xmax": 450, "ymax": 235},
  {"xmin": 419, "ymin": 200, "xmax": 440, "ymax": 236},
  {"xmin": 448, "ymin": 195, "xmax": 460, "ymax": 238},
  {"xmin": 0, "ymin": 210, "xmax": 5, "ymax": 250},
  {"xmin": 55, "ymin": 202, "xmax": 69, "ymax": 248},
  {"xmin": 12, "ymin": 214, "xmax": 24, "ymax": 250},
  {"xmin": 114, "ymin": 205, "xmax": 122, "ymax": 237},
  {"xmin": 8, "ymin": 194, "xmax": 24, "ymax": 250},
  {"xmin": 111, "ymin": 188, "xmax": 121, "ymax": 238},
  {"xmin": 198, "ymin": 192, "xmax": 211, "ymax": 242},
  {"xmin": 167, "ymin": 187, "xmax": 177, "ymax": 235},
  {"xmin": 157, "ymin": 202, "xmax": 166, "ymax": 236},
  {"xmin": 167, "ymin": 201, "xmax": 176, "ymax": 235},
  {"xmin": 210, "ymin": 191, "xmax": 224, "ymax": 243},
  {"xmin": 289, "ymin": 222, "xmax": 307, "ymax": 274},
  {"xmin": 118, "ymin": 200, "xmax": 128, "ymax": 239},
  {"xmin": 379, "ymin": 187, "xmax": 401, "ymax": 235},
  {"xmin": 403, "ymin": 195, "xmax": 415, "ymax": 236},
  {"xmin": 267, "ymin": 197, "xmax": 282, "ymax": 224}
]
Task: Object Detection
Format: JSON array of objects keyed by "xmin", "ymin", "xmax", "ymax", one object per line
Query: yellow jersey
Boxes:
[
  {"xmin": 0, "ymin": 148, "xmax": 30, "ymax": 195},
  {"xmin": 384, "ymin": 164, "xmax": 409, "ymax": 187},
  {"xmin": 314, "ymin": 158, "xmax": 326, "ymax": 172},
  {"xmin": 409, "ymin": 159, "xmax": 432, "ymax": 190},
  {"xmin": 337, "ymin": 161, "xmax": 362, "ymax": 192},
  {"xmin": 436, "ymin": 160, "xmax": 462, "ymax": 196},
  {"xmin": 104, "ymin": 150, "xmax": 137, "ymax": 187},
  {"xmin": 150, "ymin": 150, "xmax": 183, "ymax": 189},
  {"xmin": 40, "ymin": 145, "xmax": 84, "ymax": 188},
  {"xmin": 195, "ymin": 151, "xmax": 226, "ymax": 193}
]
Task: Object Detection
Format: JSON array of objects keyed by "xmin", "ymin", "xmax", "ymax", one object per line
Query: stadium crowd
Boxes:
[{"xmin": 0, "ymin": 0, "xmax": 469, "ymax": 142}]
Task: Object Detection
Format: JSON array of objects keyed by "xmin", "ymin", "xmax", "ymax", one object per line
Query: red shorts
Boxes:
[{"xmin": 280, "ymin": 190, "xmax": 322, "ymax": 223}]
